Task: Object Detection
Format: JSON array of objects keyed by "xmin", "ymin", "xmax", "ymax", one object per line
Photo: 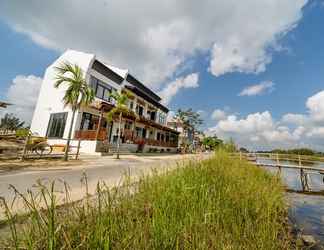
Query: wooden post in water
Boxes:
[
  {"xmin": 298, "ymin": 154, "xmax": 302, "ymax": 167},
  {"xmin": 276, "ymin": 153, "xmax": 281, "ymax": 174}
]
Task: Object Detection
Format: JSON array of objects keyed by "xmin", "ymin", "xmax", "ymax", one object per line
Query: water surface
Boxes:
[{"xmin": 257, "ymin": 157, "xmax": 324, "ymax": 246}]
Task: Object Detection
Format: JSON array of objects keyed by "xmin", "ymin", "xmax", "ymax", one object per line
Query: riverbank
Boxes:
[{"xmin": 1, "ymin": 151, "xmax": 289, "ymax": 249}]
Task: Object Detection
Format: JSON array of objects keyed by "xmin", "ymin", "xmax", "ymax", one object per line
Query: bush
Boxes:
[{"xmin": 15, "ymin": 128, "xmax": 31, "ymax": 138}]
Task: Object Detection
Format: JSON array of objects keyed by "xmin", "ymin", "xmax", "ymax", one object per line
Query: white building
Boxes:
[{"xmin": 31, "ymin": 50, "xmax": 179, "ymax": 154}]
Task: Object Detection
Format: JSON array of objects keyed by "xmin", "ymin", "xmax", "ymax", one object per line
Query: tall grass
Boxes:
[{"xmin": 0, "ymin": 151, "xmax": 289, "ymax": 249}]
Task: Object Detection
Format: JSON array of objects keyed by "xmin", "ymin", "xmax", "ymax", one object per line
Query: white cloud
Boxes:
[
  {"xmin": 306, "ymin": 127, "xmax": 324, "ymax": 138},
  {"xmin": 281, "ymin": 113, "xmax": 307, "ymax": 126},
  {"xmin": 306, "ymin": 90, "xmax": 324, "ymax": 123},
  {"xmin": 0, "ymin": 75, "xmax": 42, "ymax": 124},
  {"xmin": 158, "ymin": 73, "xmax": 199, "ymax": 105},
  {"xmin": 216, "ymin": 111, "xmax": 274, "ymax": 134},
  {"xmin": 0, "ymin": 0, "xmax": 307, "ymax": 88},
  {"xmin": 207, "ymin": 111, "xmax": 301, "ymax": 150},
  {"xmin": 207, "ymin": 90, "xmax": 324, "ymax": 151},
  {"xmin": 239, "ymin": 81, "xmax": 275, "ymax": 96},
  {"xmin": 211, "ymin": 109, "xmax": 227, "ymax": 121}
]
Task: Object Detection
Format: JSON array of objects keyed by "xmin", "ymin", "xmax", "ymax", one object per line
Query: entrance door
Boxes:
[{"xmin": 142, "ymin": 128, "xmax": 147, "ymax": 139}]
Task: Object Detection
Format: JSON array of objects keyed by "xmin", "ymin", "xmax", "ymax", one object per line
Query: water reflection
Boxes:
[{"xmin": 257, "ymin": 157, "xmax": 324, "ymax": 245}]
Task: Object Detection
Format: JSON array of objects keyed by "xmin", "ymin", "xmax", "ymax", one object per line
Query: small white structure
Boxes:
[{"xmin": 31, "ymin": 50, "xmax": 179, "ymax": 154}]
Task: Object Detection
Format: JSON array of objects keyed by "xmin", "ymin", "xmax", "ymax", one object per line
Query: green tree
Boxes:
[
  {"xmin": 202, "ymin": 135, "xmax": 223, "ymax": 150},
  {"xmin": 106, "ymin": 90, "xmax": 134, "ymax": 159},
  {"xmin": 174, "ymin": 109, "xmax": 189, "ymax": 130},
  {"xmin": 0, "ymin": 113, "xmax": 25, "ymax": 133},
  {"xmin": 54, "ymin": 62, "xmax": 95, "ymax": 161},
  {"xmin": 173, "ymin": 108, "xmax": 203, "ymax": 151}
]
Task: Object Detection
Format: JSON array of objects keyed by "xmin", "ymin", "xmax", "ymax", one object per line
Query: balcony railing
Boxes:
[
  {"xmin": 123, "ymin": 129, "xmax": 178, "ymax": 148},
  {"xmin": 74, "ymin": 129, "xmax": 107, "ymax": 141}
]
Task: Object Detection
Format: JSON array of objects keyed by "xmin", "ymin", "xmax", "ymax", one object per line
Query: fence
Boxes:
[
  {"xmin": 0, "ymin": 129, "xmax": 16, "ymax": 135},
  {"xmin": 0, "ymin": 137, "xmax": 82, "ymax": 161}
]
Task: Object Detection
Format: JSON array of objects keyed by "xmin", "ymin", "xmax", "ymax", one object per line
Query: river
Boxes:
[{"xmin": 257, "ymin": 157, "xmax": 324, "ymax": 247}]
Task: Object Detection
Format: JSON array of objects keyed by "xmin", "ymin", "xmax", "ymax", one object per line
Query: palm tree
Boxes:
[
  {"xmin": 106, "ymin": 90, "xmax": 134, "ymax": 159},
  {"xmin": 0, "ymin": 113, "xmax": 25, "ymax": 133},
  {"xmin": 54, "ymin": 62, "xmax": 95, "ymax": 161}
]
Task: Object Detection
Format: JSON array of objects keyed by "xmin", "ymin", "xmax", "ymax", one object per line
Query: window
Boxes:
[
  {"xmin": 158, "ymin": 113, "xmax": 166, "ymax": 124},
  {"xmin": 135, "ymin": 127, "xmax": 143, "ymax": 137},
  {"xmin": 125, "ymin": 121, "xmax": 133, "ymax": 130},
  {"xmin": 129, "ymin": 101, "xmax": 134, "ymax": 110},
  {"xmin": 90, "ymin": 76, "xmax": 116, "ymax": 103},
  {"xmin": 46, "ymin": 112, "xmax": 67, "ymax": 138},
  {"xmin": 135, "ymin": 127, "xmax": 146, "ymax": 138},
  {"xmin": 147, "ymin": 110, "xmax": 156, "ymax": 121},
  {"xmin": 136, "ymin": 105, "xmax": 144, "ymax": 116},
  {"xmin": 150, "ymin": 111, "xmax": 156, "ymax": 121},
  {"xmin": 80, "ymin": 112, "xmax": 101, "ymax": 130}
]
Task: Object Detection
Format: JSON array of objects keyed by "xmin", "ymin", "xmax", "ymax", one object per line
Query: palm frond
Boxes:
[
  {"xmin": 106, "ymin": 90, "xmax": 133, "ymax": 122},
  {"xmin": 54, "ymin": 61, "xmax": 94, "ymax": 110}
]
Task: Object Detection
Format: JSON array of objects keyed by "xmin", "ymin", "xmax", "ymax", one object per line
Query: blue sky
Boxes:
[
  {"xmin": 172, "ymin": 2, "xmax": 324, "ymax": 120},
  {"xmin": 1, "ymin": 0, "xmax": 324, "ymax": 150}
]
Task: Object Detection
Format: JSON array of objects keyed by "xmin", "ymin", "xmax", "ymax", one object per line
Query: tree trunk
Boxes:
[
  {"xmin": 64, "ymin": 108, "xmax": 77, "ymax": 161},
  {"xmin": 116, "ymin": 112, "xmax": 122, "ymax": 159},
  {"xmin": 95, "ymin": 111, "xmax": 103, "ymax": 141},
  {"xmin": 21, "ymin": 132, "xmax": 31, "ymax": 161}
]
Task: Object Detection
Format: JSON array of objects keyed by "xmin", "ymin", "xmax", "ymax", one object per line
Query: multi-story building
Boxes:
[
  {"xmin": 167, "ymin": 119, "xmax": 194, "ymax": 150},
  {"xmin": 31, "ymin": 50, "xmax": 179, "ymax": 154}
]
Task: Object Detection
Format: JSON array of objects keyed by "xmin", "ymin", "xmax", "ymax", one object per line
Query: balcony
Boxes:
[
  {"xmin": 74, "ymin": 129, "xmax": 107, "ymax": 141},
  {"xmin": 123, "ymin": 129, "xmax": 178, "ymax": 148}
]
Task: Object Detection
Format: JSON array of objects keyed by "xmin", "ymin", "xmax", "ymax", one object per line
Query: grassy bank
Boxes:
[{"xmin": 1, "ymin": 151, "xmax": 289, "ymax": 249}]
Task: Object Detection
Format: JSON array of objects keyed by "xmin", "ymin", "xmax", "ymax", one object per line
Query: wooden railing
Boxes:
[{"xmin": 74, "ymin": 129, "xmax": 107, "ymax": 141}]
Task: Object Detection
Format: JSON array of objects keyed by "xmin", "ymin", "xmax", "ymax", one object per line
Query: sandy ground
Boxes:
[{"xmin": 0, "ymin": 153, "xmax": 211, "ymax": 219}]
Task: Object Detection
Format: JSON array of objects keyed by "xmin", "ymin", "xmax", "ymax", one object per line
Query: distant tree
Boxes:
[
  {"xmin": 202, "ymin": 135, "xmax": 223, "ymax": 150},
  {"xmin": 173, "ymin": 108, "xmax": 203, "ymax": 151},
  {"xmin": 174, "ymin": 109, "xmax": 190, "ymax": 131},
  {"xmin": 271, "ymin": 148, "xmax": 315, "ymax": 156},
  {"xmin": 239, "ymin": 147, "xmax": 249, "ymax": 153},
  {"xmin": 0, "ymin": 113, "xmax": 25, "ymax": 133},
  {"xmin": 54, "ymin": 62, "xmax": 95, "ymax": 161},
  {"xmin": 106, "ymin": 90, "xmax": 134, "ymax": 159}
]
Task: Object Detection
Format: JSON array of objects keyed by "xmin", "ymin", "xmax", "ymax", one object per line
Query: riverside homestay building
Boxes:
[{"xmin": 31, "ymin": 50, "xmax": 179, "ymax": 154}]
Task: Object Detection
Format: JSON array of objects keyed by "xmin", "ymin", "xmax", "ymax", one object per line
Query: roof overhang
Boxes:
[{"xmin": 125, "ymin": 85, "xmax": 169, "ymax": 113}]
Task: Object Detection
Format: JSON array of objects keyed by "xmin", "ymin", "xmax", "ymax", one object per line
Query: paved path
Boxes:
[{"xmin": 0, "ymin": 153, "xmax": 209, "ymax": 218}]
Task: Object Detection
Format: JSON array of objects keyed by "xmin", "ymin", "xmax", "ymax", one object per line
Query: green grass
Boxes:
[{"xmin": 1, "ymin": 151, "xmax": 289, "ymax": 249}]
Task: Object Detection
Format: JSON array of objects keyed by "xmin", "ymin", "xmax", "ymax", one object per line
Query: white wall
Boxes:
[
  {"xmin": 48, "ymin": 139, "xmax": 98, "ymax": 154},
  {"xmin": 30, "ymin": 50, "xmax": 96, "ymax": 138}
]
